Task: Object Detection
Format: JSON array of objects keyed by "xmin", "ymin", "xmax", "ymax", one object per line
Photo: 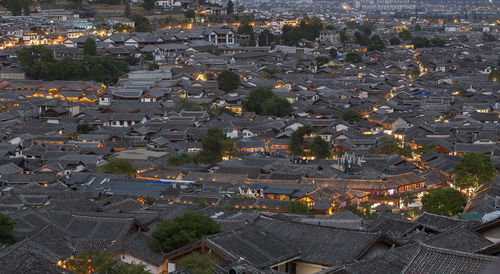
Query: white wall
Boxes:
[
  {"xmin": 119, "ymin": 253, "xmax": 165, "ymax": 274},
  {"xmin": 295, "ymin": 262, "xmax": 328, "ymax": 274}
]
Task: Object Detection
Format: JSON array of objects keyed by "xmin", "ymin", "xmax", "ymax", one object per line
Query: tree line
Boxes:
[{"xmin": 17, "ymin": 42, "xmax": 130, "ymax": 84}]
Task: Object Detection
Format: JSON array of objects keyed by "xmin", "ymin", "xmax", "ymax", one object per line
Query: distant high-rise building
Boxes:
[{"xmin": 353, "ymin": 0, "xmax": 416, "ymax": 11}]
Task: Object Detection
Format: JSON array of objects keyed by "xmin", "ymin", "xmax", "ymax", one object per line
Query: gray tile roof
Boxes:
[
  {"xmin": 255, "ymin": 214, "xmax": 382, "ymax": 266},
  {"xmin": 401, "ymin": 243, "xmax": 497, "ymax": 274}
]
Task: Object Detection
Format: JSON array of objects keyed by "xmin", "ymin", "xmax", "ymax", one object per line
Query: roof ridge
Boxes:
[
  {"xmin": 417, "ymin": 241, "xmax": 498, "ymax": 260},
  {"xmin": 258, "ymin": 214, "xmax": 380, "ymax": 234}
]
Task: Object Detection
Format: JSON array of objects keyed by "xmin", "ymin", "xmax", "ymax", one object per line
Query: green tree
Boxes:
[
  {"xmin": 184, "ymin": 9, "xmax": 195, "ymax": 19},
  {"xmin": 258, "ymin": 29, "xmax": 274, "ymax": 46},
  {"xmin": 17, "ymin": 46, "xmax": 54, "ymax": 68},
  {"xmin": 226, "ymin": 0, "xmax": 234, "ymax": 14},
  {"xmin": 136, "ymin": 22, "xmax": 152, "ymax": 32},
  {"xmin": 414, "ymin": 143, "xmax": 437, "ymax": 156},
  {"xmin": 345, "ymin": 204, "xmax": 378, "ymax": 219},
  {"xmin": 409, "ymin": 68, "xmax": 420, "ymax": 80},
  {"xmin": 421, "ymin": 187, "xmax": 467, "ymax": 217},
  {"xmin": 243, "ymin": 87, "xmax": 275, "ymax": 114},
  {"xmin": 243, "ymin": 88, "xmax": 291, "ymax": 117},
  {"xmin": 488, "ymin": 71, "xmax": 500, "ymax": 82},
  {"xmin": 144, "ymin": 52, "xmax": 154, "ymax": 61},
  {"xmin": 262, "ymin": 96, "xmax": 291, "ymax": 117},
  {"xmin": 412, "ymin": 36, "xmax": 430, "ymax": 48},
  {"xmin": 345, "ymin": 52, "xmax": 362, "ymax": 64},
  {"xmin": 281, "ymin": 17, "xmax": 324, "ymax": 46},
  {"xmin": 83, "ymin": 38, "xmax": 97, "ymax": 57},
  {"xmin": 310, "ymin": 136, "xmax": 331, "ymax": 159},
  {"xmin": 377, "ymin": 137, "xmax": 413, "ymax": 158},
  {"xmin": 339, "ymin": 29, "xmax": 348, "ymax": 44},
  {"xmin": 482, "ymin": 32, "xmax": 497, "ymax": 42},
  {"xmin": 217, "ymin": 70, "xmax": 240, "ymax": 92},
  {"xmin": 286, "ymin": 201, "xmax": 311, "ymax": 214},
  {"xmin": 113, "ymin": 23, "xmax": 134, "ymax": 33},
  {"xmin": 329, "ymin": 48, "xmax": 337, "ymax": 58},
  {"xmin": 248, "ymin": 32, "xmax": 256, "ymax": 47},
  {"xmin": 142, "ymin": 195, "xmax": 156, "ymax": 205},
  {"xmin": 7, "ymin": 0, "xmax": 22, "ymax": 16},
  {"xmin": 261, "ymin": 67, "xmax": 279, "ymax": 75},
  {"xmin": 289, "ymin": 125, "xmax": 314, "ymax": 156},
  {"xmin": 167, "ymin": 154, "xmax": 192, "ymax": 166},
  {"xmin": 315, "ymin": 56, "xmax": 329, "ymax": 67},
  {"xmin": 0, "ymin": 213, "xmax": 16, "ymax": 245},
  {"xmin": 178, "ymin": 252, "xmax": 214, "ymax": 274},
  {"xmin": 367, "ymin": 35, "xmax": 385, "ymax": 51},
  {"xmin": 452, "ymin": 152, "xmax": 496, "ymax": 191},
  {"xmin": 97, "ymin": 157, "xmax": 135, "ymax": 177},
  {"xmin": 237, "ymin": 23, "xmax": 253, "ymax": 35},
  {"xmin": 341, "ymin": 109, "xmax": 362, "ymax": 124},
  {"xmin": 400, "ymin": 192, "xmax": 417, "ymax": 208},
  {"xmin": 148, "ymin": 62, "xmax": 159, "ymax": 71},
  {"xmin": 143, "ymin": 0, "xmax": 155, "ymax": 11},
  {"xmin": 150, "ymin": 212, "xmax": 221, "ymax": 252},
  {"xmin": 23, "ymin": 0, "xmax": 30, "ymax": 15},
  {"xmin": 198, "ymin": 127, "xmax": 234, "ymax": 163},
  {"xmin": 398, "ymin": 29, "xmax": 412, "ymax": 41},
  {"xmin": 358, "ymin": 22, "xmax": 374, "ymax": 36},
  {"xmin": 66, "ymin": 248, "xmax": 151, "ymax": 274},
  {"xmin": 133, "ymin": 15, "xmax": 152, "ymax": 32},
  {"xmin": 354, "ymin": 31, "xmax": 370, "ymax": 45},
  {"xmin": 389, "ymin": 36, "xmax": 401, "ymax": 45},
  {"xmin": 430, "ymin": 37, "xmax": 445, "ymax": 47},
  {"xmin": 76, "ymin": 123, "xmax": 93, "ymax": 134}
]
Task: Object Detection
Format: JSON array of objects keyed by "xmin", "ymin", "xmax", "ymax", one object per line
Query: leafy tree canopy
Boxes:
[
  {"xmin": 76, "ymin": 123, "xmax": 93, "ymax": 135},
  {"xmin": 113, "ymin": 23, "xmax": 134, "ymax": 33},
  {"xmin": 217, "ymin": 70, "xmax": 240, "ymax": 92},
  {"xmin": 226, "ymin": 0, "xmax": 234, "ymax": 14},
  {"xmin": 242, "ymin": 88, "xmax": 291, "ymax": 117},
  {"xmin": 389, "ymin": 36, "xmax": 401, "ymax": 45},
  {"xmin": 197, "ymin": 127, "xmax": 235, "ymax": 163},
  {"xmin": 65, "ymin": 248, "xmax": 150, "ymax": 274},
  {"xmin": 281, "ymin": 16, "xmax": 324, "ymax": 46},
  {"xmin": 315, "ymin": 56, "xmax": 330, "ymax": 67},
  {"xmin": 329, "ymin": 48, "xmax": 338, "ymax": 58},
  {"xmin": 398, "ymin": 29, "xmax": 412, "ymax": 41},
  {"xmin": 345, "ymin": 52, "xmax": 362, "ymax": 64},
  {"xmin": 400, "ymin": 192, "xmax": 417, "ymax": 208},
  {"xmin": 289, "ymin": 125, "xmax": 314, "ymax": 156},
  {"xmin": 0, "ymin": 213, "xmax": 16, "ymax": 245},
  {"xmin": 150, "ymin": 212, "xmax": 221, "ymax": 252},
  {"xmin": 17, "ymin": 46, "xmax": 129, "ymax": 84},
  {"xmin": 341, "ymin": 109, "xmax": 362, "ymax": 124},
  {"xmin": 286, "ymin": 201, "xmax": 311, "ymax": 214},
  {"xmin": 167, "ymin": 153, "xmax": 192, "ymax": 166},
  {"xmin": 310, "ymin": 136, "xmax": 331, "ymax": 159},
  {"xmin": 83, "ymin": 38, "xmax": 97, "ymax": 57},
  {"xmin": 452, "ymin": 152, "xmax": 496, "ymax": 190},
  {"xmin": 143, "ymin": 0, "xmax": 155, "ymax": 11},
  {"xmin": 344, "ymin": 204, "xmax": 378, "ymax": 219},
  {"xmin": 178, "ymin": 252, "xmax": 215, "ymax": 274},
  {"xmin": 376, "ymin": 137, "xmax": 413, "ymax": 158},
  {"xmin": 483, "ymin": 32, "xmax": 497, "ymax": 42},
  {"xmin": 258, "ymin": 29, "xmax": 274, "ymax": 47},
  {"xmin": 237, "ymin": 23, "xmax": 253, "ymax": 35},
  {"xmin": 133, "ymin": 15, "xmax": 152, "ymax": 32},
  {"xmin": 421, "ymin": 187, "xmax": 467, "ymax": 217},
  {"xmin": 97, "ymin": 157, "xmax": 135, "ymax": 177},
  {"xmin": 488, "ymin": 71, "xmax": 500, "ymax": 82}
]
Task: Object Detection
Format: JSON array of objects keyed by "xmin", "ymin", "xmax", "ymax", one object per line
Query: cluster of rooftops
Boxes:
[
  {"xmin": 1, "ymin": 180, "xmax": 500, "ymax": 273},
  {"xmin": 0, "ymin": 14, "xmax": 498, "ymax": 273}
]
